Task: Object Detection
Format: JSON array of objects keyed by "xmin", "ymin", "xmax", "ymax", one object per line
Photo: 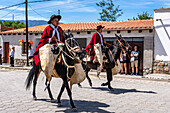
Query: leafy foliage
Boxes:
[
  {"xmin": 128, "ymin": 11, "xmax": 153, "ymax": 20},
  {"xmin": 96, "ymin": 0, "xmax": 123, "ymax": 22},
  {"xmin": 0, "ymin": 20, "xmax": 26, "ymax": 29}
]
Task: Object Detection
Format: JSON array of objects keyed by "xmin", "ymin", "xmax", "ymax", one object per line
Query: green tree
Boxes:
[
  {"xmin": 96, "ymin": 0, "xmax": 123, "ymax": 22},
  {"xmin": 0, "ymin": 20, "xmax": 26, "ymax": 29},
  {"xmin": 129, "ymin": 11, "xmax": 153, "ymax": 20},
  {"xmin": 0, "ymin": 21, "xmax": 2, "ymax": 25}
]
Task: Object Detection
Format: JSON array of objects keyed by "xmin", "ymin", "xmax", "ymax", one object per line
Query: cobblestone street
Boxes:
[{"xmin": 0, "ymin": 70, "xmax": 170, "ymax": 113}]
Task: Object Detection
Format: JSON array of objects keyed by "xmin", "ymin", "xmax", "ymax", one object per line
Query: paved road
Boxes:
[{"xmin": 0, "ymin": 70, "xmax": 170, "ymax": 113}]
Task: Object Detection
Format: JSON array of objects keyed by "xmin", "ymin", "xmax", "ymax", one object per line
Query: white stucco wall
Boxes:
[
  {"xmin": 0, "ymin": 34, "xmax": 41, "ymax": 59},
  {"xmin": 154, "ymin": 9, "xmax": 170, "ymax": 61},
  {"xmin": 71, "ymin": 29, "xmax": 154, "ymax": 70},
  {"xmin": 71, "ymin": 29, "xmax": 153, "ymax": 44},
  {"xmin": 0, "ymin": 28, "xmax": 154, "ymax": 71}
]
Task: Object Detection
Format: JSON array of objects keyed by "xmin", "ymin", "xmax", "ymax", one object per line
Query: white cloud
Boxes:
[
  {"xmin": 0, "ymin": 0, "xmax": 98, "ymax": 21},
  {"xmin": 44, "ymin": 10, "xmax": 53, "ymax": 13},
  {"xmin": 144, "ymin": 2, "xmax": 154, "ymax": 5},
  {"xmin": 0, "ymin": 5, "xmax": 30, "ymax": 11},
  {"xmin": 62, "ymin": 6, "xmax": 97, "ymax": 13},
  {"xmin": 164, "ymin": 3, "xmax": 170, "ymax": 6},
  {"xmin": 30, "ymin": 0, "xmax": 97, "ymax": 12}
]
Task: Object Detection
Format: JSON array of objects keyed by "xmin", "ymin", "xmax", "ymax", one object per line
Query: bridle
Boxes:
[
  {"xmin": 65, "ymin": 37, "xmax": 81, "ymax": 57},
  {"xmin": 107, "ymin": 38, "xmax": 130, "ymax": 66},
  {"xmin": 113, "ymin": 38, "xmax": 129, "ymax": 51},
  {"xmin": 55, "ymin": 38, "xmax": 81, "ymax": 80}
]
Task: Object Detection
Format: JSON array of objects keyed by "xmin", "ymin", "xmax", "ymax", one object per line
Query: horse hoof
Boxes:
[
  {"xmin": 72, "ymin": 108, "xmax": 77, "ymax": 112},
  {"xmin": 90, "ymin": 83, "xmax": 92, "ymax": 87},
  {"xmin": 109, "ymin": 88, "xmax": 114, "ymax": 91},
  {"xmin": 78, "ymin": 85, "xmax": 82, "ymax": 88},
  {"xmin": 101, "ymin": 83, "xmax": 107, "ymax": 86},
  {"xmin": 57, "ymin": 103, "xmax": 61, "ymax": 107},
  {"xmin": 50, "ymin": 99, "xmax": 55, "ymax": 103},
  {"xmin": 33, "ymin": 96, "xmax": 37, "ymax": 100},
  {"xmin": 108, "ymin": 87, "xmax": 114, "ymax": 91}
]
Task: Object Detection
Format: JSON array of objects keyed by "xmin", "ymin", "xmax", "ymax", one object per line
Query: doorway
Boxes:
[{"xmin": 3, "ymin": 42, "xmax": 9, "ymax": 63}]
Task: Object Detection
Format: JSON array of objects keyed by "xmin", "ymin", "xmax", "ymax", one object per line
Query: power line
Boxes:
[
  {"xmin": 31, "ymin": 0, "xmax": 87, "ymax": 10},
  {"xmin": 28, "ymin": 0, "xmax": 53, "ymax": 3},
  {"xmin": 0, "ymin": 5, "xmax": 23, "ymax": 19},
  {"xmin": 0, "ymin": 2, "xmax": 25, "ymax": 11},
  {"xmin": 29, "ymin": 4, "xmax": 47, "ymax": 19},
  {"xmin": 0, "ymin": 0, "xmax": 54, "ymax": 11}
]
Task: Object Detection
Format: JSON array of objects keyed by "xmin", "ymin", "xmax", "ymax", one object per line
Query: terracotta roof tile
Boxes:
[
  {"xmin": 0, "ymin": 25, "xmax": 13, "ymax": 31},
  {"xmin": 0, "ymin": 19, "xmax": 154, "ymax": 34}
]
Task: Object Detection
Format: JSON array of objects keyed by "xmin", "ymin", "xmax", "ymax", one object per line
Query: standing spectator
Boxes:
[
  {"xmin": 10, "ymin": 47, "xmax": 15, "ymax": 67},
  {"xmin": 120, "ymin": 50, "xmax": 127, "ymax": 75},
  {"xmin": 82, "ymin": 47, "xmax": 86, "ymax": 53},
  {"xmin": 28, "ymin": 46, "xmax": 34, "ymax": 66},
  {"xmin": 130, "ymin": 46, "xmax": 139, "ymax": 75},
  {"xmin": 0, "ymin": 46, "xmax": 2, "ymax": 65},
  {"xmin": 126, "ymin": 51, "xmax": 131, "ymax": 75}
]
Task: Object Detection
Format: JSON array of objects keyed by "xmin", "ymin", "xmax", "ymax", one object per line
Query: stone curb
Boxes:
[
  {"xmin": 0, "ymin": 65, "xmax": 170, "ymax": 82},
  {"xmin": 89, "ymin": 72, "xmax": 170, "ymax": 82},
  {"xmin": 0, "ymin": 65, "xmax": 31, "ymax": 70}
]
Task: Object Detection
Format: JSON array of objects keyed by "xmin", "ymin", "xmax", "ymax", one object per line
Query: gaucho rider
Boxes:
[
  {"xmin": 34, "ymin": 15, "xmax": 65, "ymax": 66},
  {"xmin": 86, "ymin": 25, "xmax": 109, "ymax": 63}
]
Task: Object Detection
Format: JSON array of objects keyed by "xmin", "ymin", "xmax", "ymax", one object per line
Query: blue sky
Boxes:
[{"xmin": 0, "ymin": 0, "xmax": 170, "ymax": 23}]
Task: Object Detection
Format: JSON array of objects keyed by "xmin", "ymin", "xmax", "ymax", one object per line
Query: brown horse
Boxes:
[
  {"xmin": 25, "ymin": 37, "xmax": 84, "ymax": 112},
  {"xmin": 78, "ymin": 34, "xmax": 132, "ymax": 90}
]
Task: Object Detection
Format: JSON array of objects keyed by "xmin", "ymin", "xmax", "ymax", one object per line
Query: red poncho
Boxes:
[
  {"xmin": 34, "ymin": 25, "xmax": 64, "ymax": 66},
  {"xmin": 85, "ymin": 32, "xmax": 104, "ymax": 59}
]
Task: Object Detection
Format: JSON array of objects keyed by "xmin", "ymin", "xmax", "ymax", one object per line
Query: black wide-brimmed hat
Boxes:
[
  {"xmin": 97, "ymin": 25, "xmax": 105, "ymax": 30},
  {"xmin": 48, "ymin": 15, "xmax": 61, "ymax": 24}
]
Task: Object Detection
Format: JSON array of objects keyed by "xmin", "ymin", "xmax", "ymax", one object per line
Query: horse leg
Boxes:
[
  {"xmin": 106, "ymin": 68, "xmax": 113, "ymax": 90},
  {"xmin": 64, "ymin": 79, "xmax": 77, "ymax": 111},
  {"xmin": 86, "ymin": 72, "xmax": 92, "ymax": 87},
  {"xmin": 101, "ymin": 68, "xmax": 113, "ymax": 90},
  {"xmin": 57, "ymin": 83, "xmax": 65, "ymax": 106},
  {"xmin": 77, "ymin": 83, "xmax": 82, "ymax": 88},
  {"xmin": 33, "ymin": 69, "xmax": 40, "ymax": 100},
  {"xmin": 85, "ymin": 68, "xmax": 92, "ymax": 87},
  {"xmin": 77, "ymin": 67, "xmax": 92, "ymax": 87},
  {"xmin": 45, "ymin": 79, "xmax": 54, "ymax": 102}
]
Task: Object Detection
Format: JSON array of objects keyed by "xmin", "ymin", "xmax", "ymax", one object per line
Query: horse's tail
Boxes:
[
  {"xmin": 25, "ymin": 57, "xmax": 42, "ymax": 90},
  {"xmin": 25, "ymin": 67, "xmax": 35, "ymax": 90}
]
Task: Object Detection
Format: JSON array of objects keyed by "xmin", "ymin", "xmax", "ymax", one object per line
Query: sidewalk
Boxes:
[
  {"xmin": 0, "ymin": 63, "xmax": 170, "ymax": 82},
  {"xmin": 89, "ymin": 71, "xmax": 170, "ymax": 82},
  {"xmin": 0, "ymin": 63, "xmax": 31, "ymax": 70}
]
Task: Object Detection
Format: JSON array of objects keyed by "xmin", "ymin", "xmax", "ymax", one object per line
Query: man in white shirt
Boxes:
[
  {"xmin": 10, "ymin": 47, "xmax": 15, "ymax": 67},
  {"xmin": 28, "ymin": 46, "xmax": 34, "ymax": 66},
  {"xmin": 0, "ymin": 46, "xmax": 2, "ymax": 65}
]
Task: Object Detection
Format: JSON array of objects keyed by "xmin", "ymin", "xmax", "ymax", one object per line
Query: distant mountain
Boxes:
[
  {"xmin": 0, "ymin": 20, "xmax": 48, "ymax": 27},
  {"xmin": 20, "ymin": 20, "xmax": 48, "ymax": 27},
  {"xmin": 0, "ymin": 20, "xmax": 64, "ymax": 27}
]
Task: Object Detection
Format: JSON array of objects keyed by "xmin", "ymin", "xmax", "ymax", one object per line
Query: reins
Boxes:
[
  {"xmin": 106, "ymin": 38, "xmax": 129, "ymax": 66},
  {"xmin": 65, "ymin": 38, "xmax": 80, "ymax": 57},
  {"xmin": 54, "ymin": 38, "xmax": 80, "ymax": 80}
]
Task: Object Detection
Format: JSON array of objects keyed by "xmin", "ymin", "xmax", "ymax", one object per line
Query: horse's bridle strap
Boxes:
[{"xmin": 109, "ymin": 50, "xmax": 118, "ymax": 66}]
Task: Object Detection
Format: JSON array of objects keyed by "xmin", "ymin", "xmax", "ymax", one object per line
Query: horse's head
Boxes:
[
  {"xmin": 65, "ymin": 30, "xmax": 81, "ymax": 57},
  {"xmin": 115, "ymin": 34, "xmax": 132, "ymax": 52}
]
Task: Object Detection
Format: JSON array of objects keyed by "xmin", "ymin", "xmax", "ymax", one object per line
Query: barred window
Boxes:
[
  {"xmin": 22, "ymin": 42, "xmax": 26, "ymax": 54},
  {"xmin": 22, "ymin": 42, "xmax": 31, "ymax": 54}
]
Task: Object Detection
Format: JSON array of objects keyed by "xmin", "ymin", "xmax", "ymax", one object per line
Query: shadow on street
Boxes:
[
  {"xmin": 86, "ymin": 87, "xmax": 157, "ymax": 95},
  {"xmin": 36, "ymin": 99, "xmax": 112, "ymax": 113}
]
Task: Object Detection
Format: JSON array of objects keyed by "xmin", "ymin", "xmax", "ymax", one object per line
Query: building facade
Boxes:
[
  {"xmin": 153, "ymin": 8, "xmax": 170, "ymax": 74},
  {"xmin": 0, "ymin": 20, "xmax": 154, "ymax": 75}
]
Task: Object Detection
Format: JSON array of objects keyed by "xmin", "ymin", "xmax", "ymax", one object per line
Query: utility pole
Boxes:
[
  {"xmin": 58, "ymin": 10, "xmax": 60, "ymax": 15},
  {"xmin": 25, "ymin": 0, "xmax": 29, "ymax": 66},
  {"xmin": 12, "ymin": 14, "xmax": 14, "ymax": 31}
]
